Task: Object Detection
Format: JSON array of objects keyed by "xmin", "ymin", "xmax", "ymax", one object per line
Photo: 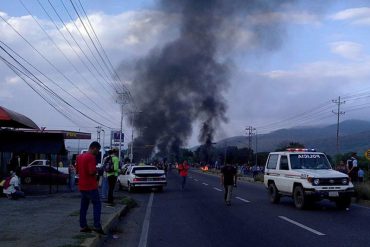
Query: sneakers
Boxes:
[
  {"xmin": 92, "ymin": 228, "xmax": 106, "ymax": 235},
  {"xmin": 80, "ymin": 227, "xmax": 92, "ymax": 233}
]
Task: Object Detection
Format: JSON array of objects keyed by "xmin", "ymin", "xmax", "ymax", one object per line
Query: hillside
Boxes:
[{"xmin": 213, "ymin": 120, "xmax": 370, "ymax": 156}]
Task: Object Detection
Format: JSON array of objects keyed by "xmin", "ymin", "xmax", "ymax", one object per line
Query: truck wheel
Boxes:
[
  {"xmin": 268, "ymin": 183, "xmax": 280, "ymax": 204},
  {"xmin": 157, "ymin": 186, "xmax": 163, "ymax": 192},
  {"xmin": 293, "ymin": 185, "xmax": 307, "ymax": 209},
  {"xmin": 336, "ymin": 196, "xmax": 351, "ymax": 210}
]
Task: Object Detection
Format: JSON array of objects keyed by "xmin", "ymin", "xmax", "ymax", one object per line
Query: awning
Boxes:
[
  {"xmin": 0, "ymin": 106, "xmax": 39, "ymax": 129},
  {"xmin": 0, "ymin": 130, "xmax": 66, "ymax": 154}
]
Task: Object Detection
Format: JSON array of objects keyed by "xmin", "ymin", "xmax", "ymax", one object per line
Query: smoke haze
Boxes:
[{"xmin": 124, "ymin": 0, "xmax": 293, "ymax": 158}]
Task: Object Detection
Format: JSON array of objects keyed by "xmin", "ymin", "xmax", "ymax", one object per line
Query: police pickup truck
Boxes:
[{"xmin": 264, "ymin": 149, "xmax": 355, "ymax": 209}]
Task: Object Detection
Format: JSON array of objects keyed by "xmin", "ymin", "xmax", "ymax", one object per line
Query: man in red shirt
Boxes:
[
  {"xmin": 76, "ymin": 141, "xmax": 104, "ymax": 234},
  {"xmin": 178, "ymin": 160, "xmax": 190, "ymax": 190}
]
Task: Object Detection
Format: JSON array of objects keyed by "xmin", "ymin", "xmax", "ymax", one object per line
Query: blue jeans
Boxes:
[
  {"xmin": 80, "ymin": 189, "xmax": 102, "ymax": 229},
  {"xmin": 181, "ymin": 176, "xmax": 187, "ymax": 190},
  {"xmin": 101, "ymin": 176, "xmax": 108, "ymax": 199}
]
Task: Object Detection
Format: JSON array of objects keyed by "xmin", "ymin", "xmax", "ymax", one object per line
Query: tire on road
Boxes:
[
  {"xmin": 268, "ymin": 182, "xmax": 280, "ymax": 204},
  {"xmin": 293, "ymin": 185, "xmax": 308, "ymax": 209},
  {"xmin": 335, "ymin": 196, "xmax": 351, "ymax": 210},
  {"xmin": 157, "ymin": 186, "xmax": 163, "ymax": 192}
]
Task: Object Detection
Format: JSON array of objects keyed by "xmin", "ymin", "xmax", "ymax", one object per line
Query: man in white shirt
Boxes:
[
  {"xmin": 3, "ymin": 171, "xmax": 25, "ymax": 199},
  {"xmin": 347, "ymin": 153, "xmax": 359, "ymax": 183}
]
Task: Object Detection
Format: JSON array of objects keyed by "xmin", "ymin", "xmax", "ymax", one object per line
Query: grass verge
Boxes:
[{"xmin": 119, "ymin": 196, "xmax": 138, "ymax": 209}]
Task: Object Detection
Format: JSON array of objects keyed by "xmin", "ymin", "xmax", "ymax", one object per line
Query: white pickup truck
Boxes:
[
  {"xmin": 264, "ymin": 149, "xmax": 355, "ymax": 209},
  {"xmin": 24, "ymin": 160, "xmax": 69, "ymax": 175}
]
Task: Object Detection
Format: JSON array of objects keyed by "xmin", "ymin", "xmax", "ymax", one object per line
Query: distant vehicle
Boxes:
[
  {"xmin": 118, "ymin": 165, "xmax": 167, "ymax": 192},
  {"xmin": 264, "ymin": 148, "xmax": 355, "ymax": 209},
  {"xmin": 24, "ymin": 160, "xmax": 69, "ymax": 174},
  {"xmin": 21, "ymin": 165, "xmax": 69, "ymax": 185}
]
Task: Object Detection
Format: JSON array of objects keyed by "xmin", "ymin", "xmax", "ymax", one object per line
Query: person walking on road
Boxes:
[
  {"xmin": 106, "ymin": 149, "xmax": 119, "ymax": 205},
  {"xmin": 178, "ymin": 160, "xmax": 190, "ymax": 190},
  {"xmin": 76, "ymin": 141, "xmax": 105, "ymax": 234},
  {"xmin": 221, "ymin": 163, "xmax": 237, "ymax": 206}
]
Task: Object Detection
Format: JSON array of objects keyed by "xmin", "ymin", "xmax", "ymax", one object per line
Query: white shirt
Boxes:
[
  {"xmin": 3, "ymin": 175, "xmax": 20, "ymax": 195},
  {"xmin": 352, "ymin": 159, "xmax": 358, "ymax": 168}
]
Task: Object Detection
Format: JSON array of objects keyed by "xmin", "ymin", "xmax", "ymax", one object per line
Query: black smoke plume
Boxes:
[{"xmin": 127, "ymin": 0, "xmax": 293, "ymax": 159}]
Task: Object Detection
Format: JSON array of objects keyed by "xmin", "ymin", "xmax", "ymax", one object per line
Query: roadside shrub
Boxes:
[
  {"xmin": 355, "ymin": 183, "xmax": 370, "ymax": 200},
  {"xmin": 254, "ymin": 173, "xmax": 264, "ymax": 183}
]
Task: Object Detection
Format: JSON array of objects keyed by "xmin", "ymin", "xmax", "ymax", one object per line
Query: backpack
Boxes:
[
  {"xmin": 3, "ymin": 177, "xmax": 11, "ymax": 190},
  {"xmin": 103, "ymin": 156, "xmax": 114, "ymax": 173}
]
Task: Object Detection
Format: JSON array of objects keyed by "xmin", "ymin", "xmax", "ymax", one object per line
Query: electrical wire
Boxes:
[{"xmin": 18, "ymin": 0, "xmax": 116, "ymax": 110}]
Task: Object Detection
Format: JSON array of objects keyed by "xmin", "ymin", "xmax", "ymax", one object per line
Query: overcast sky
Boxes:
[{"xmin": 1, "ymin": 0, "xmax": 370, "ymax": 149}]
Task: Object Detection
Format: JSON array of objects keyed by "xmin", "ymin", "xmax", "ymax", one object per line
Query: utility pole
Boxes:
[
  {"xmin": 246, "ymin": 126, "xmax": 256, "ymax": 164},
  {"xmin": 116, "ymin": 92, "xmax": 128, "ymax": 163},
  {"xmin": 332, "ymin": 96, "xmax": 345, "ymax": 155},
  {"xmin": 96, "ymin": 126, "xmax": 102, "ymax": 142},
  {"xmin": 255, "ymin": 129, "xmax": 258, "ymax": 166}
]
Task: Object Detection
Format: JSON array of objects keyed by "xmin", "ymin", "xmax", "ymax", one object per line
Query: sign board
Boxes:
[
  {"xmin": 111, "ymin": 131, "xmax": 124, "ymax": 143},
  {"xmin": 365, "ymin": 149, "xmax": 370, "ymax": 160}
]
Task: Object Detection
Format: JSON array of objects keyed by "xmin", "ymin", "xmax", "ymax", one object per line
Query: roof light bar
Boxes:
[{"xmin": 286, "ymin": 148, "xmax": 316, "ymax": 152}]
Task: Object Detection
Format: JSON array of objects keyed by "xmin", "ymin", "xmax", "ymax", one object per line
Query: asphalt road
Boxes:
[{"xmin": 104, "ymin": 169, "xmax": 370, "ymax": 247}]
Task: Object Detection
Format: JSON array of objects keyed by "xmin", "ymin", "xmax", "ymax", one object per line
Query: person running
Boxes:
[
  {"xmin": 221, "ymin": 163, "xmax": 237, "ymax": 206},
  {"xmin": 76, "ymin": 141, "xmax": 104, "ymax": 234},
  {"xmin": 178, "ymin": 160, "xmax": 190, "ymax": 190},
  {"xmin": 106, "ymin": 149, "xmax": 119, "ymax": 206}
]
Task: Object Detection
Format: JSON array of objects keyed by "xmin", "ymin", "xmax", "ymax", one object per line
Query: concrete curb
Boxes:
[{"xmin": 81, "ymin": 204, "xmax": 129, "ymax": 247}]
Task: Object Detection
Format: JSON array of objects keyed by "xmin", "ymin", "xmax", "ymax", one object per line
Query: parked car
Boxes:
[
  {"xmin": 23, "ymin": 159, "xmax": 69, "ymax": 174},
  {"xmin": 118, "ymin": 165, "xmax": 167, "ymax": 192},
  {"xmin": 20, "ymin": 165, "xmax": 69, "ymax": 185}
]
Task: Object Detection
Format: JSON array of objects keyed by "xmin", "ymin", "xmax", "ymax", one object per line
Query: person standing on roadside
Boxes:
[
  {"xmin": 221, "ymin": 163, "xmax": 237, "ymax": 206},
  {"xmin": 76, "ymin": 141, "xmax": 104, "ymax": 234},
  {"xmin": 178, "ymin": 160, "xmax": 190, "ymax": 190},
  {"xmin": 347, "ymin": 153, "xmax": 359, "ymax": 183},
  {"xmin": 106, "ymin": 149, "xmax": 119, "ymax": 205}
]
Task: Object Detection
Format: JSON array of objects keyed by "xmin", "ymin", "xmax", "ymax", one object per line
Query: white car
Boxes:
[
  {"xmin": 264, "ymin": 149, "xmax": 355, "ymax": 209},
  {"xmin": 118, "ymin": 165, "xmax": 167, "ymax": 192}
]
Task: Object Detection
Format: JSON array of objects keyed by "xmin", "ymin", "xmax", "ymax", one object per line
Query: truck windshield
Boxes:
[{"xmin": 290, "ymin": 154, "xmax": 332, "ymax": 170}]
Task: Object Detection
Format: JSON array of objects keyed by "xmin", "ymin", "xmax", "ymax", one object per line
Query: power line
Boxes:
[
  {"xmin": 35, "ymin": 0, "xmax": 116, "ymax": 97},
  {"xmin": 0, "ymin": 43, "xmax": 114, "ymax": 128},
  {"xmin": 18, "ymin": 0, "xmax": 115, "ymax": 110},
  {"xmin": 76, "ymin": 0, "xmax": 134, "ymax": 104},
  {"xmin": 69, "ymin": 0, "xmax": 121, "ymax": 91},
  {"xmin": 0, "ymin": 41, "xmax": 117, "ymax": 126}
]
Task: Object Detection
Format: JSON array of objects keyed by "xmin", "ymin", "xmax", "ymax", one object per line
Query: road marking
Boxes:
[
  {"xmin": 194, "ymin": 179, "xmax": 199, "ymax": 181},
  {"xmin": 213, "ymin": 187, "xmax": 222, "ymax": 192},
  {"xmin": 235, "ymin": 196, "xmax": 250, "ymax": 203},
  {"xmin": 138, "ymin": 192, "xmax": 154, "ymax": 247},
  {"xmin": 202, "ymin": 183, "xmax": 209, "ymax": 186},
  {"xmin": 278, "ymin": 216, "xmax": 325, "ymax": 236}
]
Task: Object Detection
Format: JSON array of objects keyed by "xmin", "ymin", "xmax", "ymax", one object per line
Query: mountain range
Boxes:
[{"xmin": 212, "ymin": 120, "xmax": 370, "ymax": 156}]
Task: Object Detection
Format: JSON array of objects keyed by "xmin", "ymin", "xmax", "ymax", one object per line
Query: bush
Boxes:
[
  {"xmin": 254, "ymin": 173, "xmax": 264, "ymax": 183},
  {"xmin": 355, "ymin": 183, "xmax": 370, "ymax": 200}
]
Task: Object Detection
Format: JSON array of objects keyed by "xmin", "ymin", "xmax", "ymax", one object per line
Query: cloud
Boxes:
[
  {"xmin": 250, "ymin": 11, "xmax": 321, "ymax": 25},
  {"xmin": 329, "ymin": 41, "xmax": 365, "ymax": 60},
  {"xmin": 330, "ymin": 7, "xmax": 370, "ymax": 25}
]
